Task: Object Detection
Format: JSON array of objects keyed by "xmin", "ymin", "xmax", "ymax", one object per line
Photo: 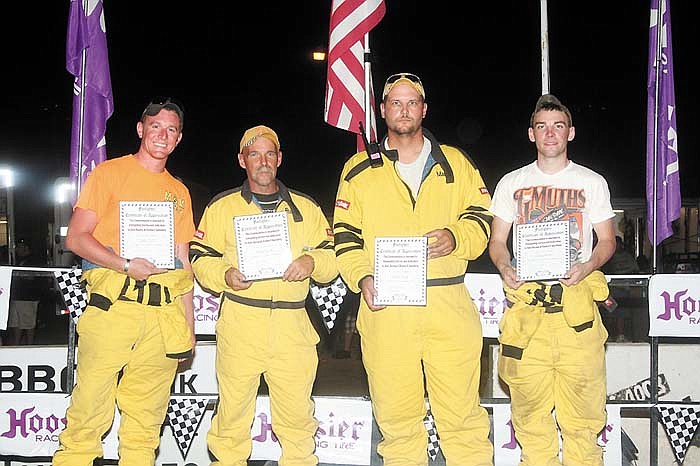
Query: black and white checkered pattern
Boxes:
[
  {"xmin": 657, "ymin": 404, "xmax": 700, "ymax": 464},
  {"xmin": 166, "ymin": 397, "xmax": 209, "ymax": 460},
  {"xmin": 423, "ymin": 400, "xmax": 441, "ymax": 461},
  {"xmin": 53, "ymin": 268, "xmax": 88, "ymax": 323},
  {"xmin": 310, "ymin": 276, "xmax": 348, "ymax": 333}
]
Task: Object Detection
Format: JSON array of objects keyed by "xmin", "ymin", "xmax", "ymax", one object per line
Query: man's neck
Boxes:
[
  {"xmin": 387, "ymin": 131, "xmax": 425, "ymax": 164},
  {"xmin": 536, "ymin": 155, "xmax": 569, "ymax": 174},
  {"xmin": 133, "ymin": 151, "xmax": 167, "ymax": 173}
]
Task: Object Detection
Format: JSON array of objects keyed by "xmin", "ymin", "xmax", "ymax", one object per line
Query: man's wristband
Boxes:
[{"xmin": 122, "ymin": 258, "xmax": 131, "ymax": 273}]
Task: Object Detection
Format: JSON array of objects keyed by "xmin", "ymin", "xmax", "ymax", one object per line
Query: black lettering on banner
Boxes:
[
  {"xmin": 0, "ymin": 366, "xmax": 22, "ymax": 392},
  {"xmin": 171, "ymin": 373, "xmax": 198, "ymax": 394},
  {"xmin": 607, "ymin": 373, "xmax": 670, "ymax": 401},
  {"xmin": 0, "ymin": 365, "xmax": 69, "ymax": 392}
]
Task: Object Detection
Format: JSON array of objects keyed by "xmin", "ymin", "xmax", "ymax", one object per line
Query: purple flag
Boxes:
[
  {"xmin": 66, "ymin": 0, "xmax": 113, "ymax": 202},
  {"xmin": 646, "ymin": 0, "xmax": 681, "ymax": 245}
]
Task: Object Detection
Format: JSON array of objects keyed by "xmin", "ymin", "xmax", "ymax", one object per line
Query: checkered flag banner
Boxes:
[
  {"xmin": 656, "ymin": 404, "xmax": 700, "ymax": 464},
  {"xmin": 310, "ymin": 276, "xmax": 348, "ymax": 333},
  {"xmin": 166, "ymin": 397, "xmax": 209, "ymax": 460},
  {"xmin": 53, "ymin": 268, "xmax": 87, "ymax": 323},
  {"xmin": 423, "ymin": 399, "xmax": 441, "ymax": 461}
]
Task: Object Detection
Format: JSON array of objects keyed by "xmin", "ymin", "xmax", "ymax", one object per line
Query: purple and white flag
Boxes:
[
  {"xmin": 646, "ymin": 0, "xmax": 681, "ymax": 245},
  {"xmin": 66, "ymin": 0, "xmax": 113, "ymax": 202}
]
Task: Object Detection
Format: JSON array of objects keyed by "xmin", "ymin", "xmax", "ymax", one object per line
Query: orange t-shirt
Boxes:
[{"xmin": 75, "ymin": 154, "xmax": 195, "ymax": 255}]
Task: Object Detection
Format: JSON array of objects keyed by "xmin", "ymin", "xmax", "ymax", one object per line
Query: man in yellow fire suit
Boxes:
[
  {"xmin": 333, "ymin": 73, "xmax": 494, "ymax": 465},
  {"xmin": 53, "ymin": 97, "xmax": 195, "ymax": 466},
  {"xmin": 190, "ymin": 125, "xmax": 337, "ymax": 466}
]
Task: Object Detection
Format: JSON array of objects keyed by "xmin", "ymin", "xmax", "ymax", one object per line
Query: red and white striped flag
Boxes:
[{"xmin": 324, "ymin": 0, "xmax": 386, "ymax": 149}]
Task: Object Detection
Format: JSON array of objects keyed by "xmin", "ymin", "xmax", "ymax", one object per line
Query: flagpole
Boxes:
[
  {"xmin": 650, "ymin": 1, "xmax": 664, "ymax": 273},
  {"xmin": 75, "ymin": 0, "xmax": 88, "ymax": 195},
  {"xmin": 363, "ymin": 32, "xmax": 372, "ymax": 141},
  {"xmin": 66, "ymin": 0, "xmax": 90, "ymax": 396},
  {"xmin": 540, "ymin": 0, "xmax": 550, "ymax": 94},
  {"xmin": 649, "ymin": 3, "xmax": 666, "ymax": 464}
]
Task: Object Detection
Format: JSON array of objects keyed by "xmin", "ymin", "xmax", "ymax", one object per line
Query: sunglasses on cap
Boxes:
[
  {"xmin": 141, "ymin": 96, "xmax": 185, "ymax": 128},
  {"xmin": 382, "ymin": 73, "xmax": 425, "ymax": 99}
]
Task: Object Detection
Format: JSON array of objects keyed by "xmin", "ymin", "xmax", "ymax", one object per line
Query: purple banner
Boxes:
[
  {"xmin": 66, "ymin": 0, "xmax": 113, "ymax": 202},
  {"xmin": 646, "ymin": 0, "xmax": 681, "ymax": 245}
]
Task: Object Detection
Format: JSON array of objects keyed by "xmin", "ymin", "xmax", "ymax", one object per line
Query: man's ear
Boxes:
[
  {"xmin": 568, "ymin": 126, "xmax": 576, "ymax": 141},
  {"xmin": 528, "ymin": 127, "xmax": 535, "ymax": 142},
  {"xmin": 136, "ymin": 121, "xmax": 143, "ymax": 139}
]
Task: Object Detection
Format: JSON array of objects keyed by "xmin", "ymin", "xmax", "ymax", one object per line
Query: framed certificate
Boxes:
[
  {"xmin": 119, "ymin": 201, "xmax": 175, "ymax": 269},
  {"xmin": 234, "ymin": 212, "xmax": 292, "ymax": 281},
  {"xmin": 515, "ymin": 220, "xmax": 571, "ymax": 281},
  {"xmin": 374, "ymin": 236, "xmax": 427, "ymax": 306}
]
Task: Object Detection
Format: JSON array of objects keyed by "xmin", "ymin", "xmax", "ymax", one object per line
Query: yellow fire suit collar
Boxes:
[{"xmin": 240, "ymin": 179, "xmax": 303, "ymax": 222}]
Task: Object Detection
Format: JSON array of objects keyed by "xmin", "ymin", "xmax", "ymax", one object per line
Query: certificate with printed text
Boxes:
[
  {"xmin": 234, "ymin": 212, "xmax": 292, "ymax": 281},
  {"xmin": 515, "ymin": 220, "xmax": 571, "ymax": 281},
  {"xmin": 119, "ymin": 201, "xmax": 175, "ymax": 269},
  {"xmin": 374, "ymin": 236, "xmax": 427, "ymax": 306}
]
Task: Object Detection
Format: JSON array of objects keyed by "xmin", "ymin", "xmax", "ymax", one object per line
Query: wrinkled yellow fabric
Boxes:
[
  {"xmin": 82, "ymin": 267, "xmax": 194, "ymax": 357},
  {"xmin": 500, "ymin": 271, "xmax": 609, "ymax": 353},
  {"xmin": 54, "ymin": 268, "xmax": 193, "ymax": 466},
  {"xmin": 498, "ymin": 270, "xmax": 610, "ymax": 466}
]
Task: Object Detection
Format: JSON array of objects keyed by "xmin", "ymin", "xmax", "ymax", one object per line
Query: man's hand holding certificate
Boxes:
[
  {"xmin": 120, "ymin": 201, "xmax": 175, "ymax": 269},
  {"xmin": 234, "ymin": 212, "xmax": 292, "ymax": 281},
  {"xmin": 374, "ymin": 237, "xmax": 427, "ymax": 306},
  {"xmin": 515, "ymin": 220, "xmax": 571, "ymax": 281}
]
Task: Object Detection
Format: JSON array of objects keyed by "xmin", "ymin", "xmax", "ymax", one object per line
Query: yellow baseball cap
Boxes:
[
  {"xmin": 382, "ymin": 72, "xmax": 426, "ymax": 100},
  {"xmin": 239, "ymin": 125, "xmax": 280, "ymax": 152}
]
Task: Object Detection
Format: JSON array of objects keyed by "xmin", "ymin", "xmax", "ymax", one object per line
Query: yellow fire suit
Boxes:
[
  {"xmin": 498, "ymin": 271, "xmax": 610, "ymax": 466},
  {"xmin": 53, "ymin": 267, "xmax": 194, "ymax": 466},
  {"xmin": 190, "ymin": 180, "xmax": 337, "ymax": 466},
  {"xmin": 333, "ymin": 129, "xmax": 494, "ymax": 465}
]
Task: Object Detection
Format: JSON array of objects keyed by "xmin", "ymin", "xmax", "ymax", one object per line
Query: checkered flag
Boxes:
[
  {"xmin": 310, "ymin": 276, "xmax": 348, "ymax": 333},
  {"xmin": 166, "ymin": 397, "xmax": 209, "ymax": 460},
  {"xmin": 656, "ymin": 404, "xmax": 700, "ymax": 464},
  {"xmin": 53, "ymin": 268, "xmax": 87, "ymax": 323},
  {"xmin": 423, "ymin": 399, "xmax": 441, "ymax": 461}
]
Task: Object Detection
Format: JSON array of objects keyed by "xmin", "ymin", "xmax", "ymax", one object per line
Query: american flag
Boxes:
[{"xmin": 324, "ymin": 0, "xmax": 386, "ymax": 148}]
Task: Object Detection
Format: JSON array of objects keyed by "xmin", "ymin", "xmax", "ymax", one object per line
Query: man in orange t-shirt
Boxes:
[{"xmin": 53, "ymin": 98, "xmax": 195, "ymax": 466}]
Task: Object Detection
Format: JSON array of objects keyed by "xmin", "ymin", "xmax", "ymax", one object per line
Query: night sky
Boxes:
[{"xmin": 1, "ymin": 1, "xmax": 698, "ymax": 250}]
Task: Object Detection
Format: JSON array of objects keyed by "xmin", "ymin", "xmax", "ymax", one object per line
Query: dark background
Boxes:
[{"xmin": 1, "ymin": 1, "xmax": 698, "ymax": 255}]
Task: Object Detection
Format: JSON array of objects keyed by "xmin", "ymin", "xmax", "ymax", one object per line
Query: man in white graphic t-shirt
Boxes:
[{"xmin": 488, "ymin": 94, "xmax": 616, "ymax": 466}]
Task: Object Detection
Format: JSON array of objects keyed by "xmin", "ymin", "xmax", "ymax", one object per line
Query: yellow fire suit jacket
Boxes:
[
  {"xmin": 189, "ymin": 180, "xmax": 337, "ymax": 309},
  {"xmin": 81, "ymin": 267, "xmax": 194, "ymax": 359},
  {"xmin": 499, "ymin": 270, "xmax": 610, "ymax": 359},
  {"xmin": 333, "ymin": 128, "xmax": 493, "ymax": 293}
]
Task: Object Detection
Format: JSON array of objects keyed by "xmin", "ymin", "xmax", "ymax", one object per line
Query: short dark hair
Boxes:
[{"xmin": 530, "ymin": 94, "xmax": 572, "ymax": 127}]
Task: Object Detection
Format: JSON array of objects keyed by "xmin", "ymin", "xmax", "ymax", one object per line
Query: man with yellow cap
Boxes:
[
  {"xmin": 333, "ymin": 72, "xmax": 494, "ymax": 465},
  {"xmin": 190, "ymin": 125, "xmax": 338, "ymax": 465}
]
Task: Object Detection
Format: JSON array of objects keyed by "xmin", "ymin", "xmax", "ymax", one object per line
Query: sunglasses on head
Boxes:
[
  {"xmin": 145, "ymin": 96, "xmax": 185, "ymax": 112},
  {"xmin": 384, "ymin": 72, "xmax": 423, "ymax": 86},
  {"xmin": 141, "ymin": 96, "xmax": 185, "ymax": 128}
]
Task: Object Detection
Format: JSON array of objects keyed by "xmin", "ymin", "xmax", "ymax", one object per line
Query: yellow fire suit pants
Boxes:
[
  {"xmin": 357, "ymin": 285, "xmax": 493, "ymax": 466},
  {"xmin": 53, "ymin": 299, "xmax": 178, "ymax": 466},
  {"xmin": 498, "ymin": 312, "xmax": 607, "ymax": 466},
  {"xmin": 208, "ymin": 305, "xmax": 320, "ymax": 466}
]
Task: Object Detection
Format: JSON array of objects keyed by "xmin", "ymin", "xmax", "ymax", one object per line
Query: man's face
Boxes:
[
  {"xmin": 528, "ymin": 109, "xmax": 575, "ymax": 160},
  {"xmin": 380, "ymin": 83, "xmax": 427, "ymax": 136},
  {"xmin": 238, "ymin": 136, "xmax": 282, "ymax": 194},
  {"xmin": 136, "ymin": 109, "xmax": 183, "ymax": 161}
]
